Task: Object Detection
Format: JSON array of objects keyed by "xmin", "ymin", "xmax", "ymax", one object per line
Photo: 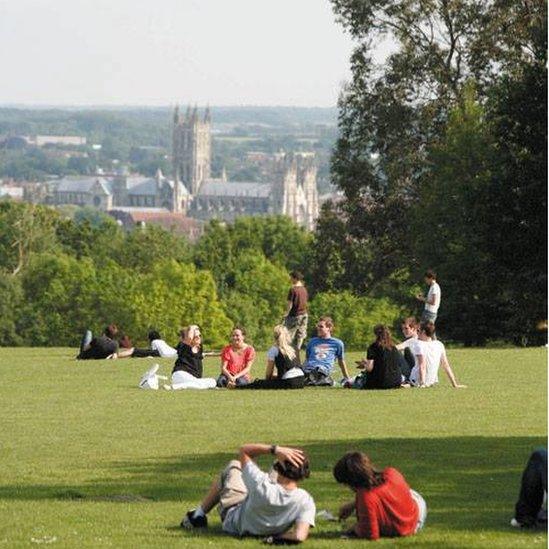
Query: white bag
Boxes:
[{"xmin": 139, "ymin": 364, "xmax": 162, "ymax": 390}]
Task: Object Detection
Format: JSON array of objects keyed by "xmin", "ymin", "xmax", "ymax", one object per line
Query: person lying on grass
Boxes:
[
  {"xmin": 408, "ymin": 321, "xmax": 467, "ymax": 388},
  {"xmin": 334, "ymin": 451, "xmax": 427, "ymax": 540},
  {"xmin": 182, "ymin": 443, "xmax": 315, "ymax": 543},
  {"xmin": 110, "ymin": 329, "xmax": 178, "ymax": 359},
  {"xmin": 217, "ymin": 326, "xmax": 256, "ymax": 388},
  {"xmin": 77, "ymin": 324, "xmax": 119, "ymax": 360},
  {"xmin": 236, "ymin": 325, "xmax": 305, "ymax": 390}
]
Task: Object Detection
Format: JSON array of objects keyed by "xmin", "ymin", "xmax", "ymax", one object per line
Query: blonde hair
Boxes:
[
  {"xmin": 273, "ymin": 325, "xmax": 296, "ymax": 361},
  {"xmin": 181, "ymin": 324, "xmax": 201, "ymax": 342}
]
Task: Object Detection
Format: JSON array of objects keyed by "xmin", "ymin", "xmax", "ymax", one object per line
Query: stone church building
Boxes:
[{"xmin": 172, "ymin": 106, "xmax": 319, "ymax": 230}]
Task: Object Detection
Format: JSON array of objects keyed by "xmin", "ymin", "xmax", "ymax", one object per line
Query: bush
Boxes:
[{"xmin": 308, "ymin": 291, "xmax": 404, "ymax": 350}]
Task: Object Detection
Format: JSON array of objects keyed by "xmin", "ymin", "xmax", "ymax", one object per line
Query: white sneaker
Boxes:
[{"xmin": 510, "ymin": 518, "xmax": 522, "ymax": 528}]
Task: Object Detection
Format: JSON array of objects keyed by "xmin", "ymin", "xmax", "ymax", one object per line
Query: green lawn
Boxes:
[{"xmin": 0, "ymin": 347, "xmax": 546, "ymax": 548}]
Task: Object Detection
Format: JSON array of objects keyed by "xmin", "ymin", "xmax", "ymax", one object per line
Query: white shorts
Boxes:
[{"xmin": 171, "ymin": 370, "xmax": 216, "ymax": 390}]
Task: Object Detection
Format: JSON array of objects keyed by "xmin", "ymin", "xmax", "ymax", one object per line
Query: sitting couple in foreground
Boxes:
[{"xmin": 181, "ymin": 442, "xmax": 426, "ymax": 543}]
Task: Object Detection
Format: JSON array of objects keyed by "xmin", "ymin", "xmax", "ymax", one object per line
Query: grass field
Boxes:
[{"xmin": 1, "ymin": 347, "xmax": 546, "ymax": 548}]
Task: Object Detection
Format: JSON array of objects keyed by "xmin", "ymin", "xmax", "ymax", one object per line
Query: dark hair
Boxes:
[
  {"xmin": 374, "ymin": 324, "xmax": 393, "ymax": 349},
  {"xmin": 401, "ymin": 317, "xmax": 419, "ymax": 330},
  {"xmin": 318, "ymin": 316, "xmax": 334, "ymax": 330},
  {"xmin": 232, "ymin": 325, "xmax": 246, "ymax": 337},
  {"xmin": 290, "ymin": 270, "xmax": 304, "ymax": 281},
  {"xmin": 274, "ymin": 456, "xmax": 310, "ymax": 481},
  {"xmin": 420, "ymin": 321, "xmax": 436, "ymax": 337},
  {"xmin": 333, "ymin": 452, "xmax": 384, "ymax": 489},
  {"xmin": 104, "ymin": 324, "xmax": 118, "ymax": 339},
  {"xmin": 424, "ymin": 269, "xmax": 436, "ymax": 280},
  {"xmin": 148, "ymin": 330, "xmax": 161, "ymax": 342}
]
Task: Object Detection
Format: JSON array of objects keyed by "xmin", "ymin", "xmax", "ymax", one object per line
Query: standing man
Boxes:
[
  {"xmin": 283, "ymin": 271, "xmax": 308, "ymax": 365},
  {"xmin": 416, "ymin": 270, "xmax": 441, "ymax": 323},
  {"xmin": 302, "ymin": 316, "xmax": 350, "ymax": 386}
]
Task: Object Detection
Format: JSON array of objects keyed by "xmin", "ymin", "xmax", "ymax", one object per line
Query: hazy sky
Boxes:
[{"xmin": 0, "ymin": 0, "xmax": 358, "ymax": 107}]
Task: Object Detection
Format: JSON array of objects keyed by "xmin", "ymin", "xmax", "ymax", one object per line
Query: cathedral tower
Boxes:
[{"xmin": 172, "ymin": 105, "xmax": 211, "ymax": 195}]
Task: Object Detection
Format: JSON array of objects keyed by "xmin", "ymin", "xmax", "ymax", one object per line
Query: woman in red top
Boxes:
[
  {"xmin": 216, "ymin": 326, "xmax": 256, "ymax": 388},
  {"xmin": 333, "ymin": 452, "xmax": 427, "ymax": 540}
]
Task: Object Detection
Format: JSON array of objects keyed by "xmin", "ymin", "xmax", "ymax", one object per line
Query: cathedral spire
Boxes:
[
  {"xmin": 173, "ymin": 104, "xmax": 180, "ymax": 124},
  {"xmin": 185, "ymin": 105, "xmax": 191, "ymax": 122},
  {"xmin": 191, "ymin": 104, "xmax": 198, "ymax": 123},
  {"xmin": 204, "ymin": 105, "xmax": 211, "ymax": 123}
]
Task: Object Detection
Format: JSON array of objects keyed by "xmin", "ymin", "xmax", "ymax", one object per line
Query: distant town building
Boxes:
[
  {"xmin": 108, "ymin": 208, "xmax": 202, "ymax": 241},
  {"xmin": 27, "ymin": 135, "xmax": 87, "ymax": 147},
  {"xmin": 172, "ymin": 106, "xmax": 319, "ymax": 230}
]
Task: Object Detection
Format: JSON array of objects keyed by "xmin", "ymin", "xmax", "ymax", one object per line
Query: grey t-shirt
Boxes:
[{"xmin": 222, "ymin": 461, "xmax": 316, "ymax": 536}]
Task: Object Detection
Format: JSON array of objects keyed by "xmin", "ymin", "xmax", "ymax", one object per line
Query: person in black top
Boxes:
[
  {"xmin": 77, "ymin": 324, "xmax": 119, "ymax": 360},
  {"xmin": 237, "ymin": 325, "xmax": 305, "ymax": 390},
  {"xmin": 354, "ymin": 325, "xmax": 402, "ymax": 390},
  {"xmin": 171, "ymin": 325, "xmax": 217, "ymax": 389},
  {"xmin": 283, "ymin": 271, "xmax": 309, "ymax": 365}
]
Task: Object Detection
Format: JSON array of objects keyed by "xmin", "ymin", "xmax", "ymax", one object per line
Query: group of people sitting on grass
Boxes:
[
  {"xmin": 77, "ymin": 315, "xmax": 465, "ymax": 391},
  {"xmin": 180, "ymin": 442, "xmax": 427, "ymax": 542}
]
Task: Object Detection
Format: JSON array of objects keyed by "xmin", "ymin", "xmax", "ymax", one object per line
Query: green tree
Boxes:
[{"xmin": 309, "ymin": 291, "xmax": 404, "ymax": 350}]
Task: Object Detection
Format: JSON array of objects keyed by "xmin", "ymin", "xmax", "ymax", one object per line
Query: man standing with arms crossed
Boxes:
[{"xmin": 283, "ymin": 271, "xmax": 309, "ymax": 365}]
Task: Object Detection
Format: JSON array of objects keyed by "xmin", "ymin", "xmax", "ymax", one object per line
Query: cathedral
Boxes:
[{"xmin": 172, "ymin": 106, "xmax": 319, "ymax": 230}]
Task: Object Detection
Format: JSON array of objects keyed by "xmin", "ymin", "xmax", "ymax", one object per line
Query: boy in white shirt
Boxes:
[
  {"xmin": 409, "ymin": 322, "xmax": 466, "ymax": 389},
  {"xmin": 417, "ymin": 270, "xmax": 441, "ymax": 323}
]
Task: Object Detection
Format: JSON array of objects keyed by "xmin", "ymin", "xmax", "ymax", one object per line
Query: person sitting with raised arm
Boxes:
[
  {"xmin": 409, "ymin": 321, "xmax": 466, "ymax": 388},
  {"xmin": 217, "ymin": 326, "xmax": 255, "ymax": 388},
  {"xmin": 302, "ymin": 316, "xmax": 350, "ymax": 386},
  {"xmin": 182, "ymin": 443, "xmax": 315, "ymax": 544},
  {"xmin": 170, "ymin": 325, "xmax": 217, "ymax": 390}
]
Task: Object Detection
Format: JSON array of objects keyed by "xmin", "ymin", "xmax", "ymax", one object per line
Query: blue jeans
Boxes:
[
  {"xmin": 216, "ymin": 374, "xmax": 250, "ymax": 388},
  {"xmin": 421, "ymin": 310, "xmax": 437, "ymax": 323},
  {"xmin": 515, "ymin": 448, "xmax": 547, "ymax": 526}
]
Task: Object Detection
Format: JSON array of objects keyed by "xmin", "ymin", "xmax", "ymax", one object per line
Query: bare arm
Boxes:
[
  {"xmin": 265, "ymin": 359, "xmax": 276, "ymax": 380},
  {"xmin": 338, "ymin": 358, "xmax": 351, "ymax": 379},
  {"xmin": 221, "ymin": 360, "xmax": 235, "ymax": 382},
  {"xmin": 339, "ymin": 500, "xmax": 355, "ymax": 520},
  {"xmin": 239, "ymin": 443, "xmax": 305, "ymax": 468},
  {"xmin": 271, "ymin": 521, "xmax": 310, "ymax": 543},
  {"xmin": 234, "ymin": 358, "xmax": 254, "ymax": 379},
  {"xmin": 441, "ymin": 354, "xmax": 466, "ymax": 388},
  {"xmin": 418, "ymin": 354, "xmax": 426, "ymax": 386}
]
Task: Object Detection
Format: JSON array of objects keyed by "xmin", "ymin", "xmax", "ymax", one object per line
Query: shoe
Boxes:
[
  {"xmin": 181, "ymin": 510, "xmax": 208, "ymax": 529},
  {"xmin": 510, "ymin": 518, "xmax": 521, "ymax": 528}
]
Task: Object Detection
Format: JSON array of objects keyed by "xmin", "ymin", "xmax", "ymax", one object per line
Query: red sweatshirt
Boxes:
[{"xmin": 354, "ymin": 467, "xmax": 419, "ymax": 540}]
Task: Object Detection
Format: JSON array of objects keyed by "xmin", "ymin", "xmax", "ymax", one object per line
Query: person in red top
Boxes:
[
  {"xmin": 333, "ymin": 452, "xmax": 427, "ymax": 540},
  {"xmin": 217, "ymin": 326, "xmax": 256, "ymax": 388}
]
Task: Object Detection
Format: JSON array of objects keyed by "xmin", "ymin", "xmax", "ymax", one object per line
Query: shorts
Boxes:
[
  {"xmin": 284, "ymin": 314, "xmax": 308, "ymax": 350},
  {"xmin": 217, "ymin": 460, "xmax": 248, "ymax": 520},
  {"xmin": 420, "ymin": 310, "xmax": 437, "ymax": 323},
  {"xmin": 410, "ymin": 489, "xmax": 427, "ymax": 532}
]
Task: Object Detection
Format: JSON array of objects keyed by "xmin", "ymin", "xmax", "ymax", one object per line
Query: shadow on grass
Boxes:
[{"xmin": 1, "ymin": 436, "xmax": 545, "ymax": 536}]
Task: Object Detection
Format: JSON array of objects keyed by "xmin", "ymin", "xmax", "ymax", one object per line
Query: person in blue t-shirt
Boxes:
[{"xmin": 303, "ymin": 316, "xmax": 350, "ymax": 386}]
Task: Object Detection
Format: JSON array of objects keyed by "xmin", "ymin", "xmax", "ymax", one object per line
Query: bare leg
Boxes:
[
  {"xmin": 114, "ymin": 347, "xmax": 135, "ymax": 359},
  {"xmin": 200, "ymin": 478, "xmax": 221, "ymax": 514}
]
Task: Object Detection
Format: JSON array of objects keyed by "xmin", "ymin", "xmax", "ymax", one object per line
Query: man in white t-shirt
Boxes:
[
  {"xmin": 182, "ymin": 443, "xmax": 316, "ymax": 543},
  {"xmin": 409, "ymin": 322, "xmax": 466, "ymax": 389},
  {"xmin": 417, "ymin": 270, "xmax": 441, "ymax": 323}
]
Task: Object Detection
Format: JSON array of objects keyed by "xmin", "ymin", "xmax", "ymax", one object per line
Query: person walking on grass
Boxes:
[
  {"xmin": 416, "ymin": 269, "xmax": 441, "ymax": 324},
  {"xmin": 217, "ymin": 326, "xmax": 255, "ymax": 388},
  {"xmin": 182, "ymin": 443, "xmax": 315, "ymax": 543},
  {"xmin": 408, "ymin": 321, "xmax": 466, "ymax": 388},
  {"xmin": 334, "ymin": 451, "xmax": 427, "ymax": 540},
  {"xmin": 283, "ymin": 271, "xmax": 309, "ymax": 365},
  {"xmin": 302, "ymin": 316, "xmax": 350, "ymax": 386}
]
